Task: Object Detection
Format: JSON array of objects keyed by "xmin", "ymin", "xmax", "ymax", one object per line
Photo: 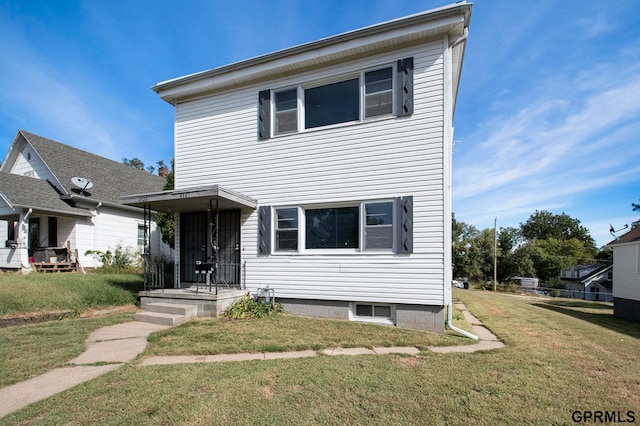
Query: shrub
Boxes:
[
  {"xmin": 222, "ymin": 292, "xmax": 283, "ymax": 320},
  {"xmin": 85, "ymin": 244, "xmax": 141, "ymax": 273}
]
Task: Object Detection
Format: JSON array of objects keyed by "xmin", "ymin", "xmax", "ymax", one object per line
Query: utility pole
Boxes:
[{"xmin": 493, "ymin": 217, "xmax": 497, "ymax": 292}]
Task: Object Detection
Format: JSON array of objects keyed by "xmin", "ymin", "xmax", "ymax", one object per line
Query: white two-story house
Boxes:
[{"xmin": 123, "ymin": 3, "xmax": 472, "ymax": 332}]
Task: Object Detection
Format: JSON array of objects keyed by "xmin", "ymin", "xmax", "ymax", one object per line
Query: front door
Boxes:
[
  {"xmin": 180, "ymin": 210, "xmax": 241, "ymax": 284},
  {"xmin": 180, "ymin": 212, "xmax": 207, "ymax": 283}
]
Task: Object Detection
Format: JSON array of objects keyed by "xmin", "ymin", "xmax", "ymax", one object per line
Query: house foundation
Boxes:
[
  {"xmin": 279, "ymin": 298, "xmax": 445, "ymax": 333},
  {"xmin": 139, "ymin": 289, "xmax": 245, "ymax": 318}
]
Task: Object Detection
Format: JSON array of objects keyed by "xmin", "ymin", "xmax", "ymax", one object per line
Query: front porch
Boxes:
[{"xmin": 139, "ymin": 287, "xmax": 246, "ymax": 318}]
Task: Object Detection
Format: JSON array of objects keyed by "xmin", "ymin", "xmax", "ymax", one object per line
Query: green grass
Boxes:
[
  {"xmin": 0, "ymin": 313, "xmax": 133, "ymax": 386},
  {"xmin": 2, "ymin": 289, "xmax": 639, "ymax": 425},
  {"xmin": 0, "ymin": 272, "xmax": 142, "ymax": 315},
  {"xmin": 144, "ymin": 314, "xmax": 468, "ymax": 356}
]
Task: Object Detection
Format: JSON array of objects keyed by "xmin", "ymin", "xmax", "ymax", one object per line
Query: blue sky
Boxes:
[{"xmin": 1, "ymin": 0, "xmax": 639, "ymax": 248}]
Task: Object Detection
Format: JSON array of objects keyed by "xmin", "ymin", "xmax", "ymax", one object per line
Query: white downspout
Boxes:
[
  {"xmin": 443, "ymin": 31, "xmax": 478, "ymax": 340},
  {"xmin": 448, "ymin": 301, "xmax": 478, "ymax": 340}
]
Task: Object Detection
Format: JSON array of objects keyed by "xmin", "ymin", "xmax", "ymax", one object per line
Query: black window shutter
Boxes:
[
  {"xmin": 258, "ymin": 206, "xmax": 271, "ymax": 256},
  {"xmin": 396, "ymin": 196, "xmax": 413, "ymax": 254},
  {"xmin": 258, "ymin": 90, "xmax": 271, "ymax": 140},
  {"xmin": 395, "ymin": 57, "xmax": 414, "ymax": 117}
]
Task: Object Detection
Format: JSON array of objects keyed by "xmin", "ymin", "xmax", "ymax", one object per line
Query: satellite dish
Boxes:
[{"xmin": 71, "ymin": 177, "xmax": 94, "ymax": 196}]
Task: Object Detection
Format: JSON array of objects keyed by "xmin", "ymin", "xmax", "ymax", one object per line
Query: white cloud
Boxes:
[{"xmin": 453, "ymin": 53, "xmax": 640, "ymax": 240}]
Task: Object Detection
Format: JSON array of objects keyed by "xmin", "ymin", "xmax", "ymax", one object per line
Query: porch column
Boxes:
[
  {"xmin": 174, "ymin": 213, "xmax": 180, "ymax": 288},
  {"xmin": 17, "ymin": 209, "xmax": 32, "ymax": 271}
]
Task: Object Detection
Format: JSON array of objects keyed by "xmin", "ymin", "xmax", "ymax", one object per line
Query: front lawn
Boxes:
[
  {"xmin": 0, "ymin": 313, "xmax": 134, "ymax": 387},
  {"xmin": 0, "ymin": 272, "xmax": 141, "ymax": 315},
  {"xmin": 3, "ymin": 289, "xmax": 639, "ymax": 425}
]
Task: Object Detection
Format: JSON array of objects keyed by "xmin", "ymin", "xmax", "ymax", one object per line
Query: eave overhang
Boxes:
[
  {"xmin": 0, "ymin": 204, "xmax": 93, "ymax": 220},
  {"xmin": 120, "ymin": 185, "xmax": 257, "ymax": 213},
  {"xmin": 153, "ymin": 2, "xmax": 472, "ymax": 104}
]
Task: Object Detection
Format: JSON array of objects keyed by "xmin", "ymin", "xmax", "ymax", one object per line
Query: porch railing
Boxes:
[
  {"xmin": 194, "ymin": 261, "xmax": 246, "ymax": 294},
  {"xmin": 144, "ymin": 262, "xmax": 165, "ymax": 292}
]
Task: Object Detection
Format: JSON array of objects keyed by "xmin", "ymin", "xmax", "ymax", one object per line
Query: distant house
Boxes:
[
  {"xmin": 122, "ymin": 3, "xmax": 473, "ymax": 332},
  {"xmin": 608, "ymin": 226, "xmax": 640, "ymax": 321},
  {"xmin": 560, "ymin": 264, "xmax": 613, "ymax": 302},
  {"xmin": 0, "ymin": 130, "xmax": 171, "ymax": 271}
]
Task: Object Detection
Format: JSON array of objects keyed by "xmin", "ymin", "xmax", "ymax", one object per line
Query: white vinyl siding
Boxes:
[
  {"xmin": 174, "ymin": 40, "xmax": 446, "ymax": 305},
  {"xmin": 612, "ymin": 242, "xmax": 640, "ymax": 302},
  {"xmin": 10, "ymin": 149, "xmax": 52, "ymax": 180}
]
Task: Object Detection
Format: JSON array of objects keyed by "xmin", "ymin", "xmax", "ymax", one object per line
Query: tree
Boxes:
[
  {"xmin": 155, "ymin": 159, "xmax": 175, "ymax": 249},
  {"xmin": 123, "ymin": 157, "xmax": 156, "ymax": 174},
  {"xmin": 452, "ymin": 215, "xmax": 478, "ymax": 280},
  {"xmin": 632, "ymin": 198, "xmax": 640, "ymax": 228},
  {"xmin": 451, "ymin": 215, "xmax": 497, "ymax": 281},
  {"xmin": 520, "ymin": 210, "xmax": 597, "ymax": 254}
]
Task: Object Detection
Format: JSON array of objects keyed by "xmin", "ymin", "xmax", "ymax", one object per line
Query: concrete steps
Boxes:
[{"xmin": 134, "ymin": 303, "xmax": 197, "ymax": 326}]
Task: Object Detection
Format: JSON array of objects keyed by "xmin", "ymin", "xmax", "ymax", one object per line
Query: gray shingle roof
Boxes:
[
  {"xmin": 0, "ymin": 171, "xmax": 92, "ymax": 217},
  {"xmin": 20, "ymin": 130, "xmax": 167, "ymax": 205}
]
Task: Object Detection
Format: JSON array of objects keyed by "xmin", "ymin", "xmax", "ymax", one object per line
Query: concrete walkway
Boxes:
[
  {"xmin": 0, "ymin": 302, "xmax": 503, "ymax": 419},
  {"xmin": 0, "ymin": 322, "xmax": 169, "ymax": 419}
]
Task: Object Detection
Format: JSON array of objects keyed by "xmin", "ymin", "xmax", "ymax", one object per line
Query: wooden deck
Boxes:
[{"xmin": 33, "ymin": 262, "xmax": 76, "ymax": 273}]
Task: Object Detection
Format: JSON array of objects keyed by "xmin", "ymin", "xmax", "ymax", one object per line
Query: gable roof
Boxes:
[
  {"xmin": 17, "ymin": 130, "xmax": 166, "ymax": 206},
  {"xmin": 608, "ymin": 225, "xmax": 640, "ymax": 246},
  {"xmin": 561, "ymin": 263, "xmax": 612, "ymax": 281},
  {"xmin": 0, "ymin": 171, "xmax": 92, "ymax": 217}
]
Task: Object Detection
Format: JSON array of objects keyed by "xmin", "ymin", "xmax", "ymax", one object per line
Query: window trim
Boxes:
[
  {"xmin": 273, "ymin": 86, "xmax": 300, "ymax": 136},
  {"xmin": 271, "ymin": 199, "xmax": 397, "ymax": 255},
  {"xmin": 350, "ymin": 302, "xmax": 396, "ymax": 325},
  {"xmin": 267, "ymin": 62, "xmax": 398, "ymax": 138},
  {"xmin": 137, "ymin": 224, "xmax": 146, "ymax": 248},
  {"xmin": 274, "ymin": 207, "xmax": 300, "ymax": 252}
]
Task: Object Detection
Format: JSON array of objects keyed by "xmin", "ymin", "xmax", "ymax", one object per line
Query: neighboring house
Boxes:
[
  {"xmin": 0, "ymin": 130, "xmax": 171, "ymax": 270},
  {"xmin": 608, "ymin": 226, "xmax": 640, "ymax": 321},
  {"xmin": 123, "ymin": 3, "xmax": 472, "ymax": 332},
  {"xmin": 560, "ymin": 264, "xmax": 613, "ymax": 302}
]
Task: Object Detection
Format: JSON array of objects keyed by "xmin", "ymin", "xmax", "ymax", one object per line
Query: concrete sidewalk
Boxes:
[
  {"xmin": 0, "ymin": 322, "xmax": 169, "ymax": 419},
  {"xmin": 0, "ymin": 301, "xmax": 503, "ymax": 419}
]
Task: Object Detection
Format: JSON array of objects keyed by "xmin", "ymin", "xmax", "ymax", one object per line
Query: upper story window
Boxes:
[
  {"xmin": 305, "ymin": 78, "xmax": 360, "ymax": 129},
  {"xmin": 258, "ymin": 57, "xmax": 413, "ymax": 140},
  {"xmin": 274, "ymin": 88, "xmax": 298, "ymax": 134},
  {"xmin": 364, "ymin": 67, "xmax": 393, "ymax": 118}
]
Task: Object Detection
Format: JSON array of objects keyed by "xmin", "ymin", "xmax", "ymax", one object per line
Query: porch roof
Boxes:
[{"xmin": 120, "ymin": 185, "xmax": 257, "ymax": 213}]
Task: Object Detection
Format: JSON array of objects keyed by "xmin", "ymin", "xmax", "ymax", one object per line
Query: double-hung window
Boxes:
[
  {"xmin": 137, "ymin": 224, "xmax": 146, "ymax": 248},
  {"xmin": 364, "ymin": 201, "xmax": 394, "ymax": 250},
  {"xmin": 274, "ymin": 88, "xmax": 298, "ymax": 134},
  {"xmin": 275, "ymin": 208, "xmax": 299, "ymax": 251},
  {"xmin": 364, "ymin": 67, "xmax": 393, "ymax": 118},
  {"xmin": 258, "ymin": 57, "xmax": 413, "ymax": 139}
]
